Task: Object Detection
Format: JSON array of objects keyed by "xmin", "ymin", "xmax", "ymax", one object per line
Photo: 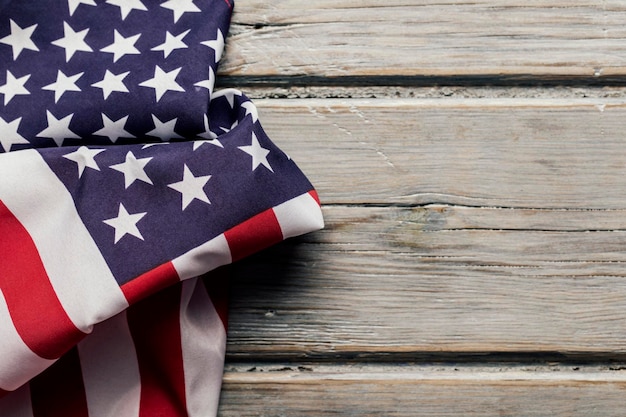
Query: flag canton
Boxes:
[
  {"xmin": 0, "ymin": 0, "xmax": 231, "ymax": 151},
  {"xmin": 39, "ymin": 95, "xmax": 315, "ymax": 285}
]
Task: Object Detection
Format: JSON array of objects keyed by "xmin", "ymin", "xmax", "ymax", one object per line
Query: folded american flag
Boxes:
[{"xmin": 0, "ymin": 1, "xmax": 323, "ymax": 415}]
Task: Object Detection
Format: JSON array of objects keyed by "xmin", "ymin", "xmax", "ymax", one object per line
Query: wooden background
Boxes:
[{"xmin": 216, "ymin": 1, "xmax": 626, "ymax": 415}]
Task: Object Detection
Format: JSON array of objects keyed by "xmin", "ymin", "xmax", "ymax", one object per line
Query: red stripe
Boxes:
[
  {"xmin": 309, "ymin": 189, "xmax": 321, "ymax": 206},
  {"xmin": 202, "ymin": 266, "xmax": 230, "ymax": 332},
  {"xmin": 224, "ymin": 208, "xmax": 284, "ymax": 262},
  {"xmin": 121, "ymin": 262, "xmax": 181, "ymax": 305},
  {"xmin": 0, "ymin": 201, "xmax": 84, "ymax": 359},
  {"xmin": 127, "ymin": 283, "xmax": 187, "ymax": 417},
  {"xmin": 30, "ymin": 348, "xmax": 89, "ymax": 417}
]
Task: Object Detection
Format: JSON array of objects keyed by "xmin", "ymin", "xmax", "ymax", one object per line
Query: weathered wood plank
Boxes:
[
  {"xmin": 221, "ymin": 0, "xmax": 626, "ymax": 79},
  {"xmin": 252, "ymin": 98, "xmax": 626, "ymax": 208},
  {"xmin": 218, "ymin": 364, "xmax": 626, "ymax": 416},
  {"xmin": 226, "ymin": 205, "xmax": 626, "ymax": 358},
  {"xmin": 216, "ymin": 3, "xmax": 626, "ymax": 414}
]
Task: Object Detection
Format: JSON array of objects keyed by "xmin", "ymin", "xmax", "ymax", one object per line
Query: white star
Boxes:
[
  {"xmin": 68, "ymin": 0, "xmax": 96, "ymax": 16},
  {"xmin": 42, "ymin": 70, "xmax": 83, "ymax": 103},
  {"xmin": 151, "ymin": 30, "xmax": 190, "ymax": 58},
  {"xmin": 160, "ymin": 0, "xmax": 201, "ymax": 23},
  {"xmin": 0, "ymin": 116, "xmax": 28, "ymax": 152},
  {"xmin": 103, "ymin": 203, "xmax": 147, "ymax": 244},
  {"xmin": 212, "ymin": 88, "xmax": 242, "ymax": 108},
  {"xmin": 106, "ymin": 0, "xmax": 147, "ymax": 20},
  {"xmin": 51, "ymin": 22, "xmax": 93, "ymax": 62},
  {"xmin": 168, "ymin": 164, "xmax": 211, "ymax": 210},
  {"xmin": 201, "ymin": 29, "xmax": 225, "ymax": 62},
  {"xmin": 242, "ymin": 101, "xmax": 259, "ymax": 123},
  {"xmin": 141, "ymin": 143, "xmax": 169, "ymax": 149},
  {"xmin": 100, "ymin": 30, "xmax": 141, "ymax": 63},
  {"xmin": 194, "ymin": 114, "xmax": 222, "ymax": 150},
  {"xmin": 194, "ymin": 67, "xmax": 215, "ymax": 95},
  {"xmin": 139, "ymin": 66, "xmax": 185, "ymax": 102},
  {"xmin": 62, "ymin": 146, "xmax": 105, "ymax": 178},
  {"xmin": 0, "ymin": 20, "xmax": 39, "ymax": 60},
  {"xmin": 110, "ymin": 151, "xmax": 153, "ymax": 189},
  {"xmin": 219, "ymin": 119, "xmax": 238, "ymax": 133},
  {"xmin": 0, "ymin": 70, "xmax": 30, "ymax": 105},
  {"xmin": 92, "ymin": 70, "xmax": 129, "ymax": 99},
  {"xmin": 199, "ymin": 114, "xmax": 218, "ymax": 140},
  {"xmin": 147, "ymin": 114, "xmax": 183, "ymax": 141},
  {"xmin": 36, "ymin": 111, "xmax": 80, "ymax": 146},
  {"xmin": 238, "ymin": 132, "xmax": 273, "ymax": 172},
  {"xmin": 93, "ymin": 114, "xmax": 134, "ymax": 143}
]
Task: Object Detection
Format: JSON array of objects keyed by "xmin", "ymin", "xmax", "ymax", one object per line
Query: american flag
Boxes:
[{"xmin": 0, "ymin": 0, "xmax": 323, "ymax": 415}]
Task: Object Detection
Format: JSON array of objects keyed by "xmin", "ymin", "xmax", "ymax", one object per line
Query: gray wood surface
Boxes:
[
  {"xmin": 217, "ymin": 0, "xmax": 626, "ymax": 415},
  {"xmin": 220, "ymin": 0, "xmax": 626, "ymax": 79},
  {"xmin": 226, "ymin": 206, "xmax": 626, "ymax": 358},
  {"xmin": 254, "ymin": 98, "xmax": 626, "ymax": 208},
  {"xmin": 220, "ymin": 365, "xmax": 626, "ymax": 417}
]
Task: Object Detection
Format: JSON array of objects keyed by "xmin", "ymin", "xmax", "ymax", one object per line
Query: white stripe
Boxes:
[
  {"xmin": 0, "ymin": 150, "xmax": 128, "ymax": 332},
  {"xmin": 273, "ymin": 192, "xmax": 324, "ymax": 239},
  {"xmin": 171, "ymin": 234, "xmax": 232, "ymax": 281},
  {"xmin": 78, "ymin": 311, "xmax": 141, "ymax": 417},
  {"xmin": 0, "ymin": 384, "xmax": 33, "ymax": 417},
  {"xmin": 0, "ymin": 290, "xmax": 55, "ymax": 391},
  {"xmin": 180, "ymin": 278, "xmax": 227, "ymax": 417}
]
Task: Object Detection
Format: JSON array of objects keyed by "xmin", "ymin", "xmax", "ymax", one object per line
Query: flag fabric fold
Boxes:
[{"xmin": 0, "ymin": 0, "xmax": 323, "ymax": 415}]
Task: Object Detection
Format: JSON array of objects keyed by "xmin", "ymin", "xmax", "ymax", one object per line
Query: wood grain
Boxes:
[
  {"xmin": 223, "ymin": 98, "xmax": 626, "ymax": 357},
  {"xmin": 252, "ymin": 98, "xmax": 626, "ymax": 208},
  {"xmin": 216, "ymin": 2, "xmax": 626, "ymax": 415},
  {"xmin": 219, "ymin": 365, "xmax": 626, "ymax": 416},
  {"xmin": 225, "ymin": 204, "xmax": 626, "ymax": 359},
  {"xmin": 221, "ymin": 0, "xmax": 626, "ymax": 79}
]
